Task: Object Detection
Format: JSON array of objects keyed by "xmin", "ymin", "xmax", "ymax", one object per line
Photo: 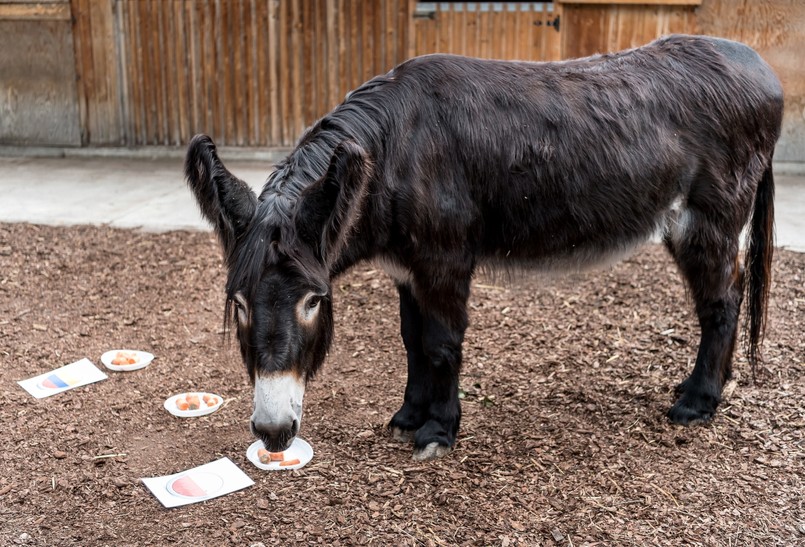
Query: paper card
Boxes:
[
  {"xmin": 141, "ymin": 457, "xmax": 254, "ymax": 508},
  {"xmin": 17, "ymin": 358, "xmax": 108, "ymax": 399}
]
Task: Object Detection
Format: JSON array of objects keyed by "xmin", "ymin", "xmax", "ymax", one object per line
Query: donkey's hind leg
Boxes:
[{"xmin": 665, "ymin": 214, "xmax": 744, "ymax": 425}]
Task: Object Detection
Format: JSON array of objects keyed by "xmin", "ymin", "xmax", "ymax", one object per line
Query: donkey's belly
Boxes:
[{"xmin": 480, "ymin": 193, "xmax": 688, "ymax": 274}]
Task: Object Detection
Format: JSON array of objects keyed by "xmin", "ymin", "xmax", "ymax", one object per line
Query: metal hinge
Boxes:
[{"xmin": 534, "ymin": 15, "xmax": 560, "ymax": 32}]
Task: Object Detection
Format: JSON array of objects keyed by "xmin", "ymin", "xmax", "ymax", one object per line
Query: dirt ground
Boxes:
[{"xmin": 0, "ymin": 221, "xmax": 803, "ymax": 546}]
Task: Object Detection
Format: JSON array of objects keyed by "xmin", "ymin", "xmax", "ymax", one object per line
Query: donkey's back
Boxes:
[{"xmin": 375, "ymin": 34, "xmax": 782, "ymax": 268}]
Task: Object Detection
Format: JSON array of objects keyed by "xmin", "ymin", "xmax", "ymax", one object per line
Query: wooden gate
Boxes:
[
  {"xmin": 413, "ymin": 2, "xmax": 561, "ymax": 61},
  {"xmin": 69, "ymin": 0, "xmax": 563, "ymax": 148}
]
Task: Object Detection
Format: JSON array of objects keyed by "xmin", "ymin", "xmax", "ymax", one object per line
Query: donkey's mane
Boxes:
[{"xmin": 224, "ymin": 74, "xmax": 396, "ymax": 316}]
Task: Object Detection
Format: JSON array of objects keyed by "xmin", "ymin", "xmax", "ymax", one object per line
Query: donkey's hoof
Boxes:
[
  {"xmin": 667, "ymin": 393, "xmax": 717, "ymax": 426},
  {"xmin": 389, "ymin": 426, "xmax": 416, "ymax": 443},
  {"xmin": 413, "ymin": 442, "xmax": 451, "ymax": 461}
]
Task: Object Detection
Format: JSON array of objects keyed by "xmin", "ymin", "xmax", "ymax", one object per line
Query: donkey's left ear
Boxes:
[{"xmin": 295, "ymin": 140, "xmax": 371, "ymax": 265}]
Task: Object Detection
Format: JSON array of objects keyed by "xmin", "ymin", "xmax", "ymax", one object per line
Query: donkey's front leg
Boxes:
[
  {"xmin": 388, "ymin": 284, "xmax": 431, "ymax": 442},
  {"xmin": 388, "ymin": 280, "xmax": 468, "ymax": 460}
]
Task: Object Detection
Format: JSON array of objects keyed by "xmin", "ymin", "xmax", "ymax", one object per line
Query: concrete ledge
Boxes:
[
  {"xmin": 0, "ymin": 145, "xmax": 292, "ymax": 164},
  {"xmin": 3, "ymin": 145, "xmax": 804, "ymax": 174},
  {"xmin": 773, "ymin": 162, "xmax": 805, "ymax": 176}
]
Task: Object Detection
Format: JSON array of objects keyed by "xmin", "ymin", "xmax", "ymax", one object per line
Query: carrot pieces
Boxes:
[
  {"xmin": 185, "ymin": 394, "xmax": 201, "ymax": 410},
  {"xmin": 111, "ymin": 351, "xmax": 138, "ymax": 366},
  {"xmin": 256, "ymin": 448, "xmax": 299, "ymax": 467},
  {"xmin": 173, "ymin": 392, "xmax": 221, "ymax": 413}
]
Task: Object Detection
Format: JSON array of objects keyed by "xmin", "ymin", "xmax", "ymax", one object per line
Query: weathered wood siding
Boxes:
[
  {"xmin": 112, "ymin": 0, "xmax": 412, "ymax": 148},
  {"xmin": 413, "ymin": 2, "xmax": 561, "ymax": 61},
  {"xmin": 558, "ymin": 0, "xmax": 699, "ymax": 59},
  {"xmin": 0, "ymin": 0, "xmax": 81, "ymax": 145}
]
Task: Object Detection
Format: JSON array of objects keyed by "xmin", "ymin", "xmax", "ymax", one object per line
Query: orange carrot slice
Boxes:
[
  {"xmin": 186, "ymin": 394, "xmax": 200, "ymax": 410},
  {"xmin": 279, "ymin": 458, "xmax": 300, "ymax": 467}
]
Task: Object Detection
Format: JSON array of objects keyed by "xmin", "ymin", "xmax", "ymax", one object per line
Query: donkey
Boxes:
[{"xmin": 186, "ymin": 34, "xmax": 783, "ymax": 460}]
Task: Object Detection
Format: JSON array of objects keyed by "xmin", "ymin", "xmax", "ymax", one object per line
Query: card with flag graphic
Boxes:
[
  {"xmin": 141, "ymin": 457, "xmax": 254, "ymax": 508},
  {"xmin": 18, "ymin": 358, "xmax": 108, "ymax": 398}
]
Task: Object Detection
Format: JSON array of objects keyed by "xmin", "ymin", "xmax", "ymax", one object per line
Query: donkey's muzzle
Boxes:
[
  {"xmin": 251, "ymin": 371, "xmax": 305, "ymax": 452},
  {"xmin": 251, "ymin": 418, "xmax": 299, "ymax": 452}
]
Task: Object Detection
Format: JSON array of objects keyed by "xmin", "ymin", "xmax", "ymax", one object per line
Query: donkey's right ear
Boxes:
[{"xmin": 185, "ymin": 134, "xmax": 257, "ymax": 256}]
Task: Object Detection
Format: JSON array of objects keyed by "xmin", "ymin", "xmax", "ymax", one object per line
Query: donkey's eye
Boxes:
[{"xmin": 306, "ymin": 296, "xmax": 321, "ymax": 310}]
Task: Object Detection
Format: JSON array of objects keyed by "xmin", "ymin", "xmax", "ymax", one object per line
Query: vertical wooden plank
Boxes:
[
  {"xmin": 233, "ymin": 0, "xmax": 247, "ymax": 145},
  {"xmin": 465, "ymin": 3, "xmax": 477, "ymax": 58},
  {"xmin": 268, "ymin": 0, "xmax": 281, "ymax": 144},
  {"xmin": 115, "ymin": 0, "xmax": 130, "ymax": 144},
  {"xmin": 278, "ymin": 0, "xmax": 290, "ymax": 145},
  {"xmin": 327, "ymin": 0, "xmax": 338, "ymax": 111},
  {"xmin": 172, "ymin": 0, "xmax": 189, "ymax": 144},
  {"xmin": 384, "ymin": 0, "xmax": 395, "ymax": 68},
  {"xmin": 290, "ymin": 0, "xmax": 303, "ymax": 140},
  {"xmin": 255, "ymin": 0, "xmax": 267, "ymax": 145},
  {"xmin": 153, "ymin": 0, "xmax": 167, "ymax": 143},
  {"xmin": 204, "ymin": 0, "xmax": 216, "ymax": 141},
  {"xmin": 187, "ymin": 0, "xmax": 202, "ymax": 137},
  {"xmin": 70, "ymin": 0, "xmax": 90, "ymax": 144},
  {"xmin": 137, "ymin": 0, "xmax": 153, "ymax": 142},
  {"xmin": 337, "ymin": 0, "xmax": 349, "ymax": 100},
  {"xmin": 127, "ymin": 0, "xmax": 142, "ymax": 143},
  {"xmin": 477, "ymin": 2, "xmax": 489, "ymax": 59},
  {"xmin": 351, "ymin": 0, "xmax": 361, "ymax": 87},
  {"xmin": 300, "ymin": 0, "xmax": 313, "ymax": 126},
  {"xmin": 160, "ymin": 0, "xmax": 175, "ymax": 144}
]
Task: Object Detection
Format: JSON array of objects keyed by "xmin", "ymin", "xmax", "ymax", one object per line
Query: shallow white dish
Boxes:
[
  {"xmin": 246, "ymin": 438, "xmax": 313, "ymax": 471},
  {"xmin": 101, "ymin": 349, "xmax": 154, "ymax": 372},
  {"xmin": 163, "ymin": 392, "xmax": 223, "ymax": 418}
]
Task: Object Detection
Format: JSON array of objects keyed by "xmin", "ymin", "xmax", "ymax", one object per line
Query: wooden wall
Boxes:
[
  {"xmin": 110, "ymin": 0, "xmax": 412, "ymax": 148},
  {"xmin": 0, "ymin": 0, "xmax": 81, "ymax": 145},
  {"xmin": 2, "ymin": 0, "xmax": 803, "ymax": 161},
  {"xmin": 558, "ymin": 0, "xmax": 700, "ymax": 59}
]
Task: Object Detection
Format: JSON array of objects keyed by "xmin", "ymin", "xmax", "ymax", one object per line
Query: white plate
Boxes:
[
  {"xmin": 163, "ymin": 392, "xmax": 224, "ymax": 418},
  {"xmin": 101, "ymin": 349, "xmax": 154, "ymax": 372},
  {"xmin": 246, "ymin": 438, "xmax": 313, "ymax": 471}
]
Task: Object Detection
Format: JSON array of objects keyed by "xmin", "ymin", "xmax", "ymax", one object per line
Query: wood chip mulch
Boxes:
[{"xmin": 0, "ymin": 222, "xmax": 803, "ymax": 546}]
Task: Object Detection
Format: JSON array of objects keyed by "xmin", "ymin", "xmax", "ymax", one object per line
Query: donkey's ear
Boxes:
[
  {"xmin": 185, "ymin": 134, "xmax": 257, "ymax": 256},
  {"xmin": 295, "ymin": 140, "xmax": 370, "ymax": 265}
]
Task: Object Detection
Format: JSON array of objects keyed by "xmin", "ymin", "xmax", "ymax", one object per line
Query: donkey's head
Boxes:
[{"xmin": 185, "ymin": 134, "xmax": 369, "ymax": 451}]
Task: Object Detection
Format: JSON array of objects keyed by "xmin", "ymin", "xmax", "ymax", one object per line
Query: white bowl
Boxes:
[
  {"xmin": 101, "ymin": 349, "xmax": 154, "ymax": 372},
  {"xmin": 163, "ymin": 392, "xmax": 224, "ymax": 418}
]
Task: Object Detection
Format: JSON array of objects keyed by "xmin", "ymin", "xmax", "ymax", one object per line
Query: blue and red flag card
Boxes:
[{"xmin": 18, "ymin": 358, "xmax": 108, "ymax": 398}]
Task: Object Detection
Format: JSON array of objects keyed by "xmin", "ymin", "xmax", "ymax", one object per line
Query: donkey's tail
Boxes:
[{"xmin": 745, "ymin": 158, "xmax": 775, "ymax": 377}]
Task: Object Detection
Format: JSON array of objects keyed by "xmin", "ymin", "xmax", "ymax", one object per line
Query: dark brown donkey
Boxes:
[{"xmin": 186, "ymin": 35, "xmax": 783, "ymax": 460}]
